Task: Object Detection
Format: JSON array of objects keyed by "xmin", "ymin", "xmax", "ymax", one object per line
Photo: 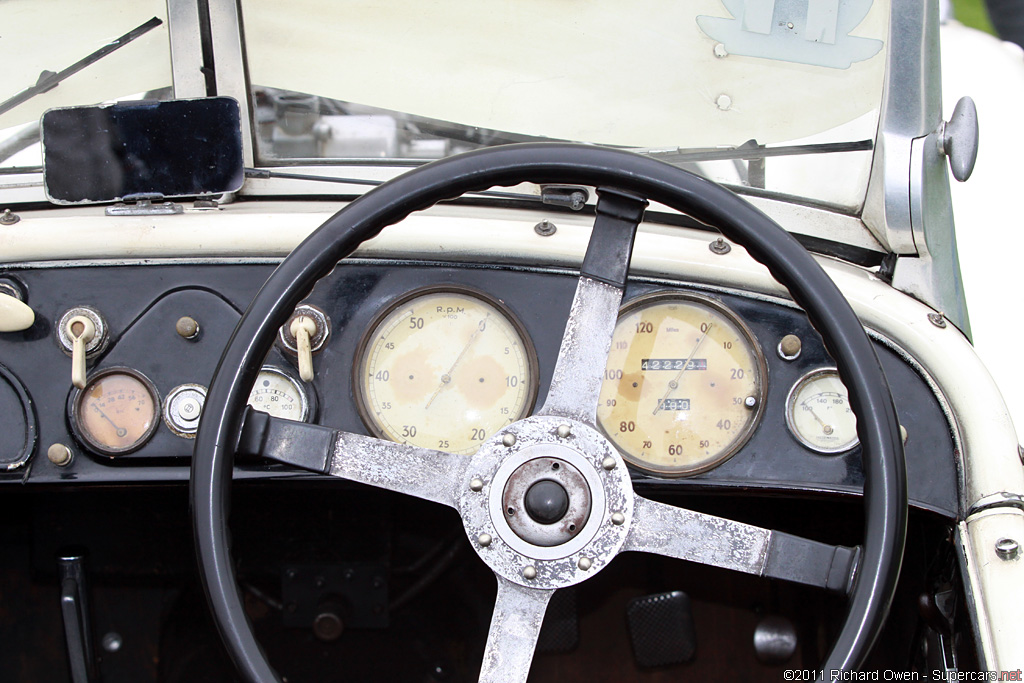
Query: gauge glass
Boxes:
[
  {"xmin": 74, "ymin": 369, "xmax": 159, "ymax": 455},
  {"xmin": 248, "ymin": 366, "xmax": 309, "ymax": 422},
  {"xmin": 786, "ymin": 368, "xmax": 859, "ymax": 454},
  {"xmin": 356, "ymin": 287, "xmax": 538, "ymax": 455},
  {"xmin": 596, "ymin": 293, "xmax": 766, "ymax": 476}
]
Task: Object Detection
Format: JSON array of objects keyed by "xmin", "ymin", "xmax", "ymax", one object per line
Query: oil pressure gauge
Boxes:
[
  {"xmin": 786, "ymin": 368, "xmax": 859, "ymax": 454},
  {"xmin": 72, "ymin": 367, "xmax": 160, "ymax": 456}
]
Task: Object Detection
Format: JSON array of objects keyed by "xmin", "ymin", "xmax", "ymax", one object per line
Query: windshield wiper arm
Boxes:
[
  {"xmin": 0, "ymin": 17, "xmax": 163, "ymax": 117},
  {"xmin": 637, "ymin": 140, "xmax": 873, "ymax": 164}
]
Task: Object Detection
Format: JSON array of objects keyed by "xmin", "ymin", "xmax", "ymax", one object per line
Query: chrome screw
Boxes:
[
  {"xmin": 469, "ymin": 478, "xmax": 484, "ymax": 492},
  {"xmin": 522, "ymin": 565, "xmax": 537, "ymax": 580},
  {"xmin": 601, "ymin": 456, "xmax": 616, "ymax": 471},
  {"xmin": 578, "ymin": 557, "xmax": 593, "ymax": 571},
  {"xmin": 102, "ymin": 632, "xmax": 122, "ymax": 653},
  {"xmin": 995, "ymin": 538, "xmax": 1020, "ymax": 560},
  {"xmin": 709, "ymin": 237, "xmax": 731, "ymax": 255},
  {"xmin": 744, "ymin": 396, "xmax": 757, "ymax": 408},
  {"xmin": 502, "ymin": 433, "xmax": 517, "ymax": 447},
  {"xmin": 557, "ymin": 424, "xmax": 571, "ymax": 439},
  {"xmin": 927, "ymin": 312, "xmax": 947, "ymax": 328},
  {"xmin": 611, "ymin": 512, "xmax": 625, "ymax": 526},
  {"xmin": 0, "ymin": 209, "xmax": 20, "ymax": 226},
  {"xmin": 478, "ymin": 533, "xmax": 492, "ymax": 547},
  {"xmin": 534, "ymin": 220, "xmax": 557, "ymax": 236}
]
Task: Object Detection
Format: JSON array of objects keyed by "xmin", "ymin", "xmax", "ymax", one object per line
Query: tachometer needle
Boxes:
[
  {"xmin": 652, "ymin": 323, "xmax": 712, "ymax": 416},
  {"xmin": 425, "ymin": 314, "xmax": 491, "ymax": 409}
]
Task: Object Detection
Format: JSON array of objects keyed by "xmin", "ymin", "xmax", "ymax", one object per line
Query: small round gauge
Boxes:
[
  {"xmin": 72, "ymin": 368, "xmax": 159, "ymax": 456},
  {"xmin": 786, "ymin": 368, "xmax": 859, "ymax": 454},
  {"xmin": 248, "ymin": 366, "xmax": 310, "ymax": 422},
  {"xmin": 355, "ymin": 286, "xmax": 538, "ymax": 455},
  {"xmin": 596, "ymin": 292, "xmax": 767, "ymax": 476}
]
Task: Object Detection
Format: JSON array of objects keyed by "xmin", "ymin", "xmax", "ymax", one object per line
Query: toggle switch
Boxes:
[
  {"xmin": 277, "ymin": 305, "xmax": 330, "ymax": 383},
  {"xmin": 57, "ymin": 307, "xmax": 108, "ymax": 389}
]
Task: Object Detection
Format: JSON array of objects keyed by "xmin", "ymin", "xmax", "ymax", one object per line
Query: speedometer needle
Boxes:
[
  {"xmin": 652, "ymin": 323, "xmax": 712, "ymax": 416},
  {"xmin": 425, "ymin": 314, "xmax": 491, "ymax": 410}
]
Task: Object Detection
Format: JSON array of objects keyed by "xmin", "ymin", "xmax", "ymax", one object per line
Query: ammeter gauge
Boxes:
[
  {"xmin": 786, "ymin": 368, "xmax": 859, "ymax": 454},
  {"xmin": 72, "ymin": 368, "xmax": 160, "ymax": 456},
  {"xmin": 355, "ymin": 286, "xmax": 538, "ymax": 455},
  {"xmin": 248, "ymin": 366, "xmax": 310, "ymax": 422}
]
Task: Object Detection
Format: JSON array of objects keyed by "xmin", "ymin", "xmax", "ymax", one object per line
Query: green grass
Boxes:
[{"xmin": 952, "ymin": 0, "xmax": 997, "ymax": 35}]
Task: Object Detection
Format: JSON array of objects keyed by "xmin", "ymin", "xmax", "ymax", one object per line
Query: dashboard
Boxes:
[{"xmin": 0, "ymin": 259, "xmax": 957, "ymax": 517}]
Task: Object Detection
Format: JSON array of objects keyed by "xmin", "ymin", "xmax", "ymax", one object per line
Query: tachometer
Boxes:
[
  {"xmin": 355, "ymin": 286, "xmax": 538, "ymax": 455},
  {"xmin": 596, "ymin": 292, "xmax": 766, "ymax": 476}
]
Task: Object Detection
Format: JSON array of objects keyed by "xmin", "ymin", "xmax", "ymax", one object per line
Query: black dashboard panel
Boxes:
[{"xmin": 0, "ymin": 261, "xmax": 957, "ymax": 516}]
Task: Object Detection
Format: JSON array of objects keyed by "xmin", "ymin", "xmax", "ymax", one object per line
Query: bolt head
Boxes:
[
  {"xmin": 557, "ymin": 424, "xmax": 571, "ymax": 438},
  {"xmin": 611, "ymin": 512, "xmax": 625, "ymax": 526},
  {"xmin": 502, "ymin": 433, "xmax": 516, "ymax": 447},
  {"xmin": 744, "ymin": 396, "xmax": 757, "ymax": 408},
  {"xmin": 478, "ymin": 533, "xmax": 492, "ymax": 547},
  {"xmin": 469, "ymin": 477, "xmax": 484, "ymax": 492},
  {"xmin": 995, "ymin": 537, "xmax": 1020, "ymax": 560},
  {"xmin": 601, "ymin": 456, "xmax": 617, "ymax": 471},
  {"xmin": 927, "ymin": 312, "xmax": 947, "ymax": 328},
  {"xmin": 577, "ymin": 557, "xmax": 593, "ymax": 571},
  {"xmin": 522, "ymin": 565, "xmax": 537, "ymax": 580}
]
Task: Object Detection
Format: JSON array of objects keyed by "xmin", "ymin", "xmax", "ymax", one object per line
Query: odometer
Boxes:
[
  {"xmin": 596, "ymin": 292, "xmax": 767, "ymax": 476},
  {"xmin": 355, "ymin": 286, "xmax": 538, "ymax": 455}
]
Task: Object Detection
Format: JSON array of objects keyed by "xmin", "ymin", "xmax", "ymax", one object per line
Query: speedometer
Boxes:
[
  {"xmin": 355, "ymin": 286, "xmax": 538, "ymax": 455},
  {"xmin": 596, "ymin": 292, "xmax": 767, "ymax": 476}
]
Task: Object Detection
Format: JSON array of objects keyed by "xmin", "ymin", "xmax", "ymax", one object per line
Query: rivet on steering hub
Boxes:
[
  {"xmin": 577, "ymin": 557, "xmax": 593, "ymax": 571},
  {"xmin": 601, "ymin": 456, "xmax": 616, "ymax": 471},
  {"xmin": 522, "ymin": 565, "xmax": 537, "ymax": 580},
  {"xmin": 469, "ymin": 478, "xmax": 484, "ymax": 492},
  {"xmin": 502, "ymin": 433, "xmax": 517, "ymax": 447},
  {"xmin": 557, "ymin": 424, "xmax": 571, "ymax": 439},
  {"xmin": 478, "ymin": 533, "xmax": 492, "ymax": 547},
  {"xmin": 611, "ymin": 512, "xmax": 625, "ymax": 525}
]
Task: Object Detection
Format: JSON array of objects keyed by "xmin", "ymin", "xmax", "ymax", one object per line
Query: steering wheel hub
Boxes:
[{"xmin": 458, "ymin": 415, "xmax": 633, "ymax": 589}]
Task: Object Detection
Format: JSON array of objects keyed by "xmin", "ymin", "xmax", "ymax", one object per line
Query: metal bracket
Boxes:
[{"xmin": 105, "ymin": 193, "xmax": 183, "ymax": 216}]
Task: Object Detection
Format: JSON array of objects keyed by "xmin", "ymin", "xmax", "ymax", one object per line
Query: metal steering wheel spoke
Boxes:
[
  {"xmin": 538, "ymin": 188, "xmax": 648, "ymax": 425},
  {"xmin": 238, "ymin": 408, "xmax": 472, "ymax": 509},
  {"xmin": 478, "ymin": 576, "xmax": 555, "ymax": 683},
  {"xmin": 623, "ymin": 496, "xmax": 859, "ymax": 594}
]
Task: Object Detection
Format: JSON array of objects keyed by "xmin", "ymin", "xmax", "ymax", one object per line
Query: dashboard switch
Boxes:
[
  {"xmin": 66, "ymin": 315, "xmax": 96, "ymax": 390},
  {"xmin": 291, "ymin": 316, "xmax": 317, "ymax": 382},
  {"xmin": 277, "ymin": 304, "xmax": 330, "ymax": 383},
  {"xmin": 0, "ymin": 291, "xmax": 34, "ymax": 332}
]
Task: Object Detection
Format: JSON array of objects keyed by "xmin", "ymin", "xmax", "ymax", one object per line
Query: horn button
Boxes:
[{"xmin": 503, "ymin": 457, "xmax": 591, "ymax": 547}]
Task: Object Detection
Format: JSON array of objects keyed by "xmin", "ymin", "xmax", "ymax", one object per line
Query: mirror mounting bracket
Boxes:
[{"xmin": 105, "ymin": 193, "xmax": 183, "ymax": 217}]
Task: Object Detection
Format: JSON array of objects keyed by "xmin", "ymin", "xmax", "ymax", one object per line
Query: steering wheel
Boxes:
[{"xmin": 191, "ymin": 143, "xmax": 907, "ymax": 682}]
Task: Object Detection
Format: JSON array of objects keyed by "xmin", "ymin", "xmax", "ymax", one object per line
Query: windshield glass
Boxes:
[
  {"xmin": 0, "ymin": 0, "xmax": 172, "ymax": 170},
  {"xmin": 242, "ymin": 0, "xmax": 889, "ymax": 211}
]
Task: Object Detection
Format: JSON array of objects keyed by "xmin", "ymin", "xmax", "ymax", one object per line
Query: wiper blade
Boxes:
[
  {"xmin": 637, "ymin": 139, "xmax": 873, "ymax": 164},
  {"xmin": 0, "ymin": 17, "xmax": 163, "ymax": 117}
]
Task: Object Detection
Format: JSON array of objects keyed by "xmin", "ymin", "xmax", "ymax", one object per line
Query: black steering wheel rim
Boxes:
[{"xmin": 191, "ymin": 142, "xmax": 907, "ymax": 681}]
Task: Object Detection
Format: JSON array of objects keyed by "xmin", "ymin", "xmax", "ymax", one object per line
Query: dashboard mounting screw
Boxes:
[
  {"xmin": 709, "ymin": 237, "xmax": 731, "ymax": 255},
  {"xmin": 0, "ymin": 209, "xmax": 19, "ymax": 225},
  {"xmin": 469, "ymin": 477, "xmax": 484, "ymax": 492},
  {"xmin": 557, "ymin": 424, "xmax": 571, "ymax": 439},
  {"xmin": 995, "ymin": 538, "xmax": 1019, "ymax": 560},
  {"xmin": 577, "ymin": 556, "xmax": 593, "ymax": 571},
  {"xmin": 744, "ymin": 396, "xmax": 757, "ymax": 408},
  {"xmin": 522, "ymin": 565, "xmax": 537, "ymax": 580},
  {"xmin": 927, "ymin": 312, "xmax": 947, "ymax": 328},
  {"xmin": 534, "ymin": 220, "xmax": 557, "ymax": 236},
  {"xmin": 502, "ymin": 433, "xmax": 517, "ymax": 447},
  {"xmin": 611, "ymin": 512, "xmax": 625, "ymax": 525},
  {"xmin": 477, "ymin": 533, "xmax": 492, "ymax": 547},
  {"xmin": 601, "ymin": 456, "xmax": 616, "ymax": 471}
]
